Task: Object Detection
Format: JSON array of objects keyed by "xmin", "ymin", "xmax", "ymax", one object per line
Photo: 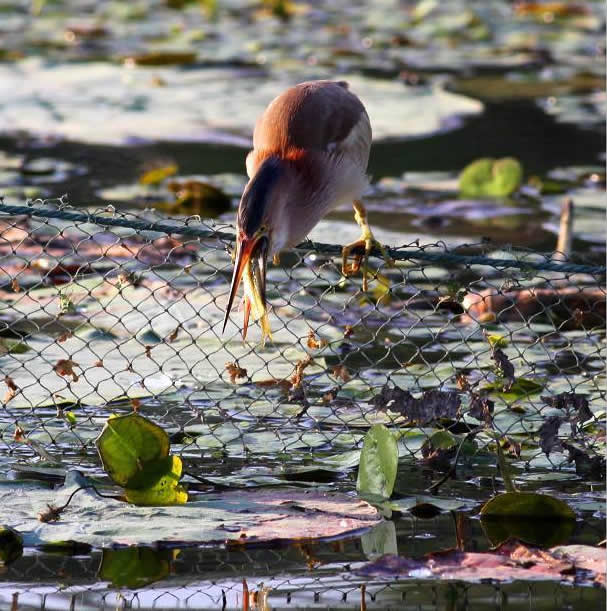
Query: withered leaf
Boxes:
[
  {"xmin": 331, "ymin": 364, "xmax": 350, "ymax": 383},
  {"xmin": 562, "ymin": 442, "xmax": 605, "ymax": 479},
  {"xmin": 307, "ymin": 330, "xmax": 327, "ymax": 350},
  {"xmin": 468, "ymin": 394, "xmax": 494, "ymax": 425},
  {"xmin": 538, "ymin": 415, "xmax": 563, "ymax": 456},
  {"xmin": 491, "ymin": 347, "xmax": 515, "ymax": 391},
  {"xmin": 54, "ymin": 359, "xmax": 79, "ymax": 382},
  {"xmin": 291, "ymin": 355, "xmax": 313, "ymax": 388},
  {"xmin": 373, "ymin": 385, "xmax": 460, "ymax": 425},
  {"xmin": 225, "ymin": 362, "xmax": 248, "ymax": 384},
  {"xmin": 167, "ymin": 326, "xmax": 180, "ymax": 343},
  {"xmin": 38, "ymin": 503, "xmax": 64, "ymax": 523},
  {"xmin": 3, "ymin": 375, "xmax": 18, "ymax": 403},
  {"xmin": 541, "ymin": 393, "xmax": 593, "ymax": 434}
]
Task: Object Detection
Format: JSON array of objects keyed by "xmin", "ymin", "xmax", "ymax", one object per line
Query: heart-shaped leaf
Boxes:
[{"xmin": 459, "ymin": 157, "xmax": 523, "ymax": 197}]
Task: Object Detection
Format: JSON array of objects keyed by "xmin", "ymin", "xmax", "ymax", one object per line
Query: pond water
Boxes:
[{"xmin": 0, "ymin": 1, "xmax": 605, "ymax": 608}]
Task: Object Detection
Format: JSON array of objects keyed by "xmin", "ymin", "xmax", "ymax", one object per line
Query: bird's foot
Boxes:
[{"xmin": 342, "ymin": 226, "xmax": 393, "ymax": 292}]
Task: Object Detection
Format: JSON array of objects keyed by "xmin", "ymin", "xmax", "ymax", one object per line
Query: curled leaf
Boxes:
[{"xmin": 54, "ymin": 359, "xmax": 79, "ymax": 382}]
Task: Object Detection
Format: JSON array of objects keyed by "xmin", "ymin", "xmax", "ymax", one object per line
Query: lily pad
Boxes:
[
  {"xmin": 481, "ymin": 492, "xmax": 575, "ymax": 521},
  {"xmin": 459, "ymin": 158, "xmax": 523, "ymax": 198},
  {"xmin": 2, "ymin": 474, "xmax": 382, "ymax": 547}
]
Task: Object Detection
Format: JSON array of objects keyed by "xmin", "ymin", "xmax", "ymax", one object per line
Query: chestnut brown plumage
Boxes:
[{"xmin": 223, "ymin": 80, "xmax": 390, "ymax": 342}]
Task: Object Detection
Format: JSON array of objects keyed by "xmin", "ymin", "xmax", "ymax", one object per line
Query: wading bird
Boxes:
[{"xmin": 222, "ymin": 80, "xmax": 391, "ymax": 342}]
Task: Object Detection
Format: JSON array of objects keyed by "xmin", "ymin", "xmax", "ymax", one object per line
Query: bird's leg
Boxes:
[
  {"xmin": 273, "ymin": 253, "xmax": 280, "ymax": 266},
  {"xmin": 342, "ymin": 200, "xmax": 393, "ymax": 292}
]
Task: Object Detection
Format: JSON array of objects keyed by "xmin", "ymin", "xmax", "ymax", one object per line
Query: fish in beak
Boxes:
[{"xmin": 222, "ymin": 234, "xmax": 272, "ymax": 343}]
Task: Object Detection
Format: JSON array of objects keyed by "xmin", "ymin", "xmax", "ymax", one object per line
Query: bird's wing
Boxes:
[{"xmin": 251, "ymin": 81, "xmax": 371, "ymax": 166}]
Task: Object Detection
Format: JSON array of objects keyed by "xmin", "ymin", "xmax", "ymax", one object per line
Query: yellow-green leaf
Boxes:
[
  {"xmin": 357, "ymin": 424, "xmax": 398, "ymax": 499},
  {"xmin": 95, "ymin": 413, "xmax": 170, "ymax": 487},
  {"xmin": 459, "ymin": 157, "xmax": 523, "ymax": 198},
  {"xmin": 138, "ymin": 164, "xmax": 178, "ymax": 186},
  {"xmin": 125, "ymin": 455, "xmax": 187, "ymax": 506}
]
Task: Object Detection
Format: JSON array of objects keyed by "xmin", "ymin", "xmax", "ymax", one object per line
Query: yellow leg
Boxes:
[{"xmin": 342, "ymin": 200, "xmax": 393, "ymax": 291}]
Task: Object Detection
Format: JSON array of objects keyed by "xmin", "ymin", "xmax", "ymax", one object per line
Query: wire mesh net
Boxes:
[
  {"xmin": 0, "ymin": 199, "xmax": 605, "ymax": 607},
  {"xmin": 0, "ymin": 200, "xmax": 604, "ymax": 474}
]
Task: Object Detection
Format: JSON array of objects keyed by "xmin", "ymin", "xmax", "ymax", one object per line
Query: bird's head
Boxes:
[{"xmin": 222, "ymin": 156, "xmax": 288, "ymax": 335}]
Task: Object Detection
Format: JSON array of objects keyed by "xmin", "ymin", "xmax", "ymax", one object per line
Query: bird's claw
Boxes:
[{"xmin": 342, "ymin": 233, "xmax": 393, "ymax": 292}]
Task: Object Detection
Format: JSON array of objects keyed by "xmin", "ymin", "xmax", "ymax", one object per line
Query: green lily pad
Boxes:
[
  {"xmin": 0, "ymin": 525, "xmax": 23, "ymax": 565},
  {"xmin": 357, "ymin": 424, "xmax": 398, "ymax": 499},
  {"xmin": 459, "ymin": 158, "xmax": 523, "ymax": 198},
  {"xmin": 483, "ymin": 377, "xmax": 545, "ymax": 402},
  {"xmin": 96, "ymin": 413, "xmax": 170, "ymax": 488},
  {"xmin": 481, "ymin": 492, "xmax": 575, "ymax": 521}
]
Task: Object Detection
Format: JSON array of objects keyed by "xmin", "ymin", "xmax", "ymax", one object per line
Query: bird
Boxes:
[{"xmin": 222, "ymin": 80, "xmax": 391, "ymax": 342}]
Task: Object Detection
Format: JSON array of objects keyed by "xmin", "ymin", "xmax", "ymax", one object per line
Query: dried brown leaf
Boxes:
[
  {"xmin": 225, "ymin": 362, "xmax": 248, "ymax": 384},
  {"xmin": 307, "ymin": 330, "xmax": 328, "ymax": 350},
  {"xmin": 291, "ymin": 355, "xmax": 313, "ymax": 388},
  {"xmin": 38, "ymin": 503, "xmax": 64, "ymax": 523},
  {"xmin": 54, "ymin": 359, "xmax": 79, "ymax": 382},
  {"xmin": 3, "ymin": 376, "xmax": 18, "ymax": 404},
  {"xmin": 331, "ymin": 364, "xmax": 350, "ymax": 383},
  {"xmin": 491, "ymin": 347, "xmax": 515, "ymax": 391}
]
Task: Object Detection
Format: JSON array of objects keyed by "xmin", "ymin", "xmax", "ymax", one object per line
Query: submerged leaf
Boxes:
[{"xmin": 357, "ymin": 424, "xmax": 398, "ymax": 499}]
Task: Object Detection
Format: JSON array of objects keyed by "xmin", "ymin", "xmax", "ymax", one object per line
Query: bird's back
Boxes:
[{"xmin": 252, "ymin": 81, "xmax": 370, "ymax": 158}]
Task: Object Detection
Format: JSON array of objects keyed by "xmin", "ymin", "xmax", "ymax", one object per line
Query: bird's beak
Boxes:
[{"xmin": 222, "ymin": 234, "xmax": 269, "ymax": 334}]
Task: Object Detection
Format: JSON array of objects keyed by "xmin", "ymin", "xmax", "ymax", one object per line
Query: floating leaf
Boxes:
[
  {"xmin": 357, "ymin": 424, "xmax": 398, "ymax": 499},
  {"xmin": 355, "ymin": 540, "xmax": 600, "ymax": 584},
  {"xmin": 483, "ymin": 377, "xmax": 544, "ymax": 402},
  {"xmin": 481, "ymin": 492, "xmax": 575, "ymax": 521},
  {"xmin": 162, "ymin": 179, "xmax": 231, "ymax": 217},
  {"xmin": 139, "ymin": 164, "xmax": 178, "ymax": 186},
  {"xmin": 0, "ymin": 339, "xmax": 29, "ymax": 355},
  {"xmin": 459, "ymin": 158, "xmax": 523, "ymax": 198},
  {"xmin": 96, "ymin": 413, "xmax": 170, "ymax": 487}
]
